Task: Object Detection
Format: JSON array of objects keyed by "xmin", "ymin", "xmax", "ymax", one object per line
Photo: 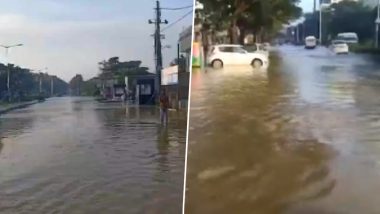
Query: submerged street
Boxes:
[
  {"xmin": 0, "ymin": 98, "xmax": 186, "ymax": 214},
  {"xmin": 186, "ymin": 46, "xmax": 380, "ymax": 213}
]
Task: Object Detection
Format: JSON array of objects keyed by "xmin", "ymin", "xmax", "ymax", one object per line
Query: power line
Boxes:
[
  {"xmin": 161, "ymin": 5, "xmax": 193, "ymax": 10},
  {"xmin": 161, "ymin": 10, "xmax": 193, "ymax": 32}
]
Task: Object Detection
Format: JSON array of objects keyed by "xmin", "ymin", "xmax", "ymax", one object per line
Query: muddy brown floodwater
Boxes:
[
  {"xmin": 0, "ymin": 97, "xmax": 186, "ymax": 214},
  {"xmin": 186, "ymin": 46, "xmax": 380, "ymax": 214}
]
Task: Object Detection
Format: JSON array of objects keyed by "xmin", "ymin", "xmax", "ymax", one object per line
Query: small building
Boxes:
[
  {"xmin": 131, "ymin": 74, "xmax": 156, "ymax": 105},
  {"xmin": 161, "ymin": 65, "xmax": 179, "ymax": 109},
  {"xmin": 160, "ymin": 26, "xmax": 191, "ymax": 110},
  {"xmin": 178, "ymin": 25, "xmax": 192, "ymax": 109},
  {"xmin": 100, "ymin": 78, "xmax": 118, "ymax": 100},
  {"xmin": 99, "ymin": 73, "xmax": 156, "ymax": 105}
]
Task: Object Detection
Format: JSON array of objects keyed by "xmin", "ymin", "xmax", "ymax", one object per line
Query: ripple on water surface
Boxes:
[{"xmin": 0, "ymin": 98, "xmax": 186, "ymax": 214}]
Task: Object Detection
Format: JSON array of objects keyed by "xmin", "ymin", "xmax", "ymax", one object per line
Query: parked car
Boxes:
[
  {"xmin": 207, "ymin": 44, "xmax": 269, "ymax": 69},
  {"xmin": 244, "ymin": 43, "xmax": 269, "ymax": 57},
  {"xmin": 330, "ymin": 40, "xmax": 349, "ymax": 54},
  {"xmin": 305, "ymin": 36, "xmax": 317, "ymax": 49}
]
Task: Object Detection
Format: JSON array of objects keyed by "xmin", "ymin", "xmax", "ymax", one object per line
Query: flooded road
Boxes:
[
  {"xmin": 0, "ymin": 97, "xmax": 186, "ymax": 214},
  {"xmin": 186, "ymin": 46, "xmax": 380, "ymax": 214}
]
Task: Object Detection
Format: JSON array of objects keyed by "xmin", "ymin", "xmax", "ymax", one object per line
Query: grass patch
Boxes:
[{"xmin": 350, "ymin": 42, "xmax": 380, "ymax": 55}]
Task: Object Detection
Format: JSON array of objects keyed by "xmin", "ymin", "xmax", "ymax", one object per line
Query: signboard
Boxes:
[
  {"xmin": 161, "ymin": 65, "xmax": 178, "ymax": 85},
  {"xmin": 140, "ymin": 84, "xmax": 152, "ymax": 95},
  {"xmin": 115, "ymin": 87, "xmax": 124, "ymax": 95}
]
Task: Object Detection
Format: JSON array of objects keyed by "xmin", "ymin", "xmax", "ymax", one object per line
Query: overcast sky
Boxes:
[
  {"xmin": 299, "ymin": 0, "xmax": 314, "ymax": 12},
  {"xmin": 0, "ymin": 0, "xmax": 193, "ymax": 81}
]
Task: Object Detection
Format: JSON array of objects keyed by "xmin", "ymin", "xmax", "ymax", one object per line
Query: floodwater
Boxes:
[
  {"xmin": 0, "ymin": 97, "xmax": 186, "ymax": 214},
  {"xmin": 186, "ymin": 46, "xmax": 380, "ymax": 214}
]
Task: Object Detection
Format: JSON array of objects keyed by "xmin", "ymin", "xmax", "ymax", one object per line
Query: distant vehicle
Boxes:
[
  {"xmin": 208, "ymin": 44, "xmax": 269, "ymax": 69},
  {"xmin": 305, "ymin": 36, "xmax": 317, "ymax": 49},
  {"xmin": 330, "ymin": 40, "xmax": 349, "ymax": 54},
  {"xmin": 336, "ymin": 32, "xmax": 358, "ymax": 44},
  {"xmin": 244, "ymin": 43, "xmax": 269, "ymax": 57}
]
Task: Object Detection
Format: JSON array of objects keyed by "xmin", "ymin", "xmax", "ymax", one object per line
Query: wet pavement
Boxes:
[
  {"xmin": 186, "ymin": 46, "xmax": 380, "ymax": 214},
  {"xmin": 0, "ymin": 97, "xmax": 186, "ymax": 214}
]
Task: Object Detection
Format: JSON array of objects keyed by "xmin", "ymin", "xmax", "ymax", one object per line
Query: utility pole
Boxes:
[
  {"xmin": 149, "ymin": 0, "xmax": 168, "ymax": 98},
  {"xmin": 39, "ymin": 75, "xmax": 42, "ymax": 93},
  {"xmin": 313, "ymin": 0, "xmax": 316, "ymax": 13},
  {"xmin": 0, "ymin": 44, "xmax": 23, "ymax": 102},
  {"xmin": 375, "ymin": 0, "xmax": 380, "ymax": 48},
  {"xmin": 50, "ymin": 77, "xmax": 54, "ymax": 97},
  {"xmin": 319, "ymin": 3, "xmax": 323, "ymax": 45}
]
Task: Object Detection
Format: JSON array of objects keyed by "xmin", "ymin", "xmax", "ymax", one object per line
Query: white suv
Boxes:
[{"xmin": 207, "ymin": 44, "xmax": 269, "ymax": 69}]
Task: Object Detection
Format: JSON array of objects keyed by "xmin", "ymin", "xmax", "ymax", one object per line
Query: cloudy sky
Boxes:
[
  {"xmin": 300, "ymin": 0, "xmax": 315, "ymax": 12},
  {"xmin": 0, "ymin": 0, "xmax": 193, "ymax": 81}
]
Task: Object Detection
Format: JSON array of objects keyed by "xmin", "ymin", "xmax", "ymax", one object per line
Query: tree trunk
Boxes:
[
  {"xmin": 239, "ymin": 27, "xmax": 245, "ymax": 45},
  {"xmin": 256, "ymin": 27, "xmax": 264, "ymax": 43},
  {"xmin": 229, "ymin": 19, "xmax": 239, "ymax": 44}
]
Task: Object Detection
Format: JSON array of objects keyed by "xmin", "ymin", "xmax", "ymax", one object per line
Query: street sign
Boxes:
[{"xmin": 161, "ymin": 65, "xmax": 178, "ymax": 85}]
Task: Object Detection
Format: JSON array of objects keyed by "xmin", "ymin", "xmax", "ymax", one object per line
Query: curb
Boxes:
[{"xmin": 0, "ymin": 101, "xmax": 39, "ymax": 115}]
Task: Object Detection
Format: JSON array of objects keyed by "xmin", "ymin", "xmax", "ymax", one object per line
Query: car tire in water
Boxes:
[
  {"xmin": 212, "ymin": 60, "xmax": 223, "ymax": 69},
  {"xmin": 251, "ymin": 59, "xmax": 263, "ymax": 68}
]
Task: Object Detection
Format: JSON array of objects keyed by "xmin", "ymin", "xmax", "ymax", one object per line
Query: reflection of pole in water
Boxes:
[
  {"xmin": 125, "ymin": 106, "xmax": 129, "ymax": 118},
  {"xmin": 157, "ymin": 126, "xmax": 169, "ymax": 155},
  {"xmin": 135, "ymin": 105, "xmax": 140, "ymax": 122}
]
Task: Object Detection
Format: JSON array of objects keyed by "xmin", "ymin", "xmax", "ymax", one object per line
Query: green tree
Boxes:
[
  {"xmin": 98, "ymin": 57, "xmax": 152, "ymax": 86},
  {"xmin": 199, "ymin": 0, "xmax": 301, "ymax": 44},
  {"xmin": 0, "ymin": 63, "xmax": 68, "ymax": 102},
  {"xmin": 326, "ymin": 1, "xmax": 375, "ymax": 43},
  {"xmin": 69, "ymin": 74, "xmax": 84, "ymax": 96}
]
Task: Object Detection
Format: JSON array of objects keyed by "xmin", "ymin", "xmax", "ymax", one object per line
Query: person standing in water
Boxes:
[{"xmin": 159, "ymin": 89, "xmax": 169, "ymax": 126}]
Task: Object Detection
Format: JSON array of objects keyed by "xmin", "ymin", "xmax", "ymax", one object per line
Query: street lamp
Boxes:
[
  {"xmin": 50, "ymin": 76, "xmax": 54, "ymax": 97},
  {"xmin": 31, "ymin": 67, "xmax": 48, "ymax": 93},
  {"xmin": 0, "ymin": 43, "xmax": 23, "ymax": 102},
  {"xmin": 319, "ymin": 4, "xmax": 334, "ymax": 46},
  {"xmin": 375, "ymin": 0, "xmax": 380, "ymax": 48},
  {"xmin": 319, "ymin": 3, "xmax": 322, "ymax": 44}
]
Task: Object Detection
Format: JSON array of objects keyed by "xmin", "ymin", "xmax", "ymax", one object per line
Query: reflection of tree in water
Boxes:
[
  {"xmin": 0, "ymin": 141, "xmax": 3, "ymax": 155},
  {"xmin": 0, "ymin": 115, "xmax": 35, "ymax": 137},
  {"xmin": 186, "ymin": 57, "xmax": 336, "ymax": 213}
]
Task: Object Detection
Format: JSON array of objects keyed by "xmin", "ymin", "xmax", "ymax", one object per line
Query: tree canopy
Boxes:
[
  {"xmin": 0, "ymin": 64, "xmax": 68, "ymax": 102},
  {"xmin": 98, "ymin": 57, "xmax": 152, "ymax": 85},
  {"xmin": 72, "ymin": 57, "xmax": 153, "ymax": 96},
  {"xmin": 199, "ymin": 0, "xmax": 302, "ymax": 43},
  {"xmin": 327, "ymin": 1, "xmax": 376, "ymax": 43}
]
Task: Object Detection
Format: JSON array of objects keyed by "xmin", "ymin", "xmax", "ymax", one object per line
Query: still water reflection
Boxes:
[
  {"xmin": 186, "ymin": 47, "xmax": 380, "ymax": 214},
  {"xmin": 0, "ymin": 97, "xmax": 186, "ymax": 214}
]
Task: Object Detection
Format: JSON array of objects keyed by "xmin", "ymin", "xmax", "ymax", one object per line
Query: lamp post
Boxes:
[
  {"xmin": 319, "ymin": 3, "xmax": 322, "ymax": 45},
  {"xmin": 375, "ymin": 0, "xmax": 380, "ymax": 48},
  {"xmin": 32, "ymin": 67, "xmax": 47, "ymax": 94},
  {"xmin": 0, "ymin": 43, "xmax": 23, "ymax": 102},
  {"xmin": 319, "ymin": 4, "xmax": 334, "ymax": 46},
  {"xmin": 50, "ymin": 76, "xmax": 54, "ymax": 97}
]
